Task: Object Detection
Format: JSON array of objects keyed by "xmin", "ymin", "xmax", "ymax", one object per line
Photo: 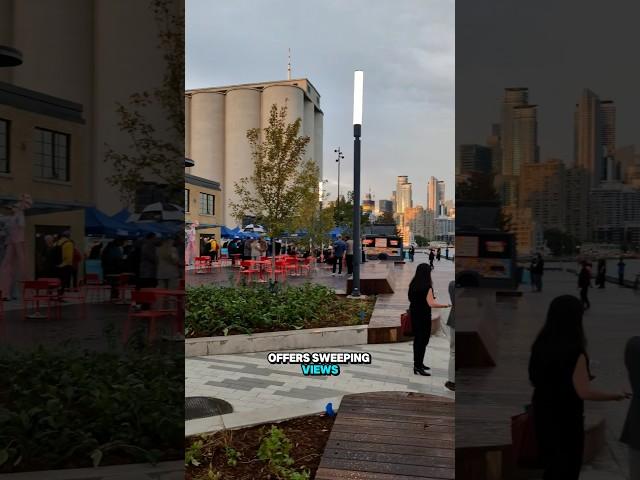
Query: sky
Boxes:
[
  {"xmin": 186, "ymin": 0, "xmax": 454, "ymax": 207},
  {"xmin": 457, "ymin": 0, "xmax": 640, "ymax": 163}
]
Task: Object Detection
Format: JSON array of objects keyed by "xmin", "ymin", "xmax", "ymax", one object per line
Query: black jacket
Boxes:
[{"xmin": 621, "ymin": 336, "xmax": 640, "ymax": 449}]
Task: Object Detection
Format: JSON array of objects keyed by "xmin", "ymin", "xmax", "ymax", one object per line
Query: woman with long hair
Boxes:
[
  {"xmin": 408, "ymin": 263, "xmax": 451, "ymax": 376},
  {"xmin": 528, "ymin": 295, "xmax": 629, "ymax": 479},
  {"xmin": 621, "ymin": 336, "xmax": 640, "ymax": 479}
]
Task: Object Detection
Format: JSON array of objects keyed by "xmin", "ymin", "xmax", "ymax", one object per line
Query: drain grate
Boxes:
[{"xmin": 185, "ymin": 397, "xmax": 233, "ymax": 421}]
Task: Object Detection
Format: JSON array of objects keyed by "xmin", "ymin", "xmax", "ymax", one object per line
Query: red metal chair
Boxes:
[
  {"xmin": 81, "ymin": 273, "xmax": 111, "ymax": 302},
  {"xmin": 114, "ymin": 274, "xmax": 135, "ymax": 303},
  {"xmin": 284, "ymin": 257, "xmax": 299, "ymax": 276},
  {"xmin": 236, "ymin": 260, "xmax": 260, "ymax": 285},
  {"xmin": 22, "ymin": 280, "xmax": 61, "ymax": 320},
  {"xmin": 299, "ymin": 257, "xmax": 314, "ymax": 276},
  {"xmin": 123, "ymin": 291, "xmax": 177, "ymax": 344},
  {"xmin": 194, "ymin": 256, "xmax": 212, "ymax": 274}
]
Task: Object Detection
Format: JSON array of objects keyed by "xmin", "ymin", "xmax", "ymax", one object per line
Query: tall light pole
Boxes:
[
  {"xmin": 334, "ymin": 147, "xmax": 344, "ymax": 222},
  {"xmin": 352, "ymin": 70, "xmax": 364, "ymax": 297}
]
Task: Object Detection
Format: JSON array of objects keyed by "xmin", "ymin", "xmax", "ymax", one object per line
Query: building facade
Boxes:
[
  {"xmin": 185, "ymin": 174, "xmax": 222, "ymax": 257},
  {"xmin": 185, "ymin": 78, "xmax": 323, "ymax": 227},
  {"xmin": 0, "ymin": 81, "xmax": 89, "ymax": 278},
  {"xmin": 519, "ymin": 159, "xmax": 566, "ymax": 232},
  {"xmin": 457, "ymin": 144, "xmax": 492, "ymax": 176}
]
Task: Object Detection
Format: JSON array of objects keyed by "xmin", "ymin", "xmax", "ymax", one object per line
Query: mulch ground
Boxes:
[{"xmin": 185, "ymin": 414, "xmax": 335, "ymax": 480}]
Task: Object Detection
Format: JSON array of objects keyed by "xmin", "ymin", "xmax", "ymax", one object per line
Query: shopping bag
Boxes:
[{"xmin": 401, "ymin": 310, "xmax": 413, "ymax": 336}]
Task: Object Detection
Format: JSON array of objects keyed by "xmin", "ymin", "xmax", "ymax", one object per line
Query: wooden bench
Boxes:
[
  {"xmin": 316, "ymin": 391, "xmax": 454, "ymax": 480},
  {"xmin": 457, "ymin": 290, "xmax": 498, "ymax": 367}
]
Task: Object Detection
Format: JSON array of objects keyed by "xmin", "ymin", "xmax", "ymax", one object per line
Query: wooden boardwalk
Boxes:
[{"xmin": 316, "ymin": 391, "xmax": 454, "ymax": 480}]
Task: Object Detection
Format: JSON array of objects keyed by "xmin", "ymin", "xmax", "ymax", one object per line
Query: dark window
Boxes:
[
  {"xmin": 185, "ymin": 189, "xmax": 190, "ymax": 212},
  {"xmin": 199, "ymin": 192, "xmax": 214, "ymax": 215},
  {"xmin": 0, "ymin": 119, "xmax": 9, "ymax": 173},
  {"xmin": 34, "ymin": 128, "xmax": 70, "ymax": 181}
]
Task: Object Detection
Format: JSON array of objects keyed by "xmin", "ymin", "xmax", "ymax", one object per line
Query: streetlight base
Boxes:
[{"xmin": 346, "ymin": 293, "xmax": 367, "ymax": 300}]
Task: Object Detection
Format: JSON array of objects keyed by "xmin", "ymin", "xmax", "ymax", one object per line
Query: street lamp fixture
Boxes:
[
  {"xmin": 352, "ymin": 70, "xmax": 363, "ymax": 297},
  {"xmin": 334, "ymin": 147, "xmax": 344, "ymax": 221}
]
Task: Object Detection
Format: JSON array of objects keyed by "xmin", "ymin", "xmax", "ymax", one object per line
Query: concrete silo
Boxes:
[
  {"xmin": 261, "ymin": 85, "xmax": 304, "ymax": 135},
  {"xmin": 303, "ymin": 99, "xmax": 315, "ymax": 163},
  {"xmin": 189, "ymin": 92, "xmax": 225, "ymax": 189},
  {"xmin": 224, "ymin": 88, "xmax": 261, "ymax": 227},
  {"xmin": 314, "ymin": 109, "xmax": 324, "ymax": 179}
]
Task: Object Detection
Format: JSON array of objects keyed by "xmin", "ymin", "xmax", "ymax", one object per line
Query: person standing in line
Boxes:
[
  {"xmin": 138, "ymin": 233, "xmax": 158, "ymax": 289},
  {"xmin": 408, "ymin": 263, "xmax": 451, "ymax": 376},
  {"xmin": 436, "ymin": 247, "xmax": 441, "ymax": 262},
  {"xmin": 251, "ymin": 237, "xmax": 262, "ymax": 261},
  {"xmin": 345, "ymin": 235, "xmax": 354, "ymax": 277},
  {"xmin": 428, "ymin": 249, "xmax": 435, "ymax": 269},
  {"xmin": 156, "ymin": 237, "xmax": 180, "ymax": 289},
  {"xmin": 618, "ymin": 257, "xmax": 626, "ymax": 286},
  {"xmin": 578, "ymin": 262, "xmax": 592, "ymax": 310},
  {"xmin": 55, "ymin": 231, "xmax": 74, "ymax": 296},
  {"xmin": 445, "ymin": 280, "xmax": 456, "ymax": 391},
  {"xmin": 621, "ymin": 336, "xmax": 640, "ymax": 480},
  {"xmin": 209, "ymin": 235, "xmax": 219, "ymax": 262},
  {"xmin": 332, "ymin": 235, "xmax": 346, "ymax": 276},
  {"xmin": 528, "ymin": 295, "xmax": 630, "ymax": 479},
  {"xmin": 243, "ymin": 238, "xmax": 253, "ymax": 261}
]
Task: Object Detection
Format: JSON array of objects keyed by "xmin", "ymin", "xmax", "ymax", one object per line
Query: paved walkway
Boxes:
[
  {"xmin": 458, "ymin": 268, "xmax": 637, "ymax": 479},
  {"xmin": 186, "ymin": 337, "xmax": 454, "ymax": 435}
]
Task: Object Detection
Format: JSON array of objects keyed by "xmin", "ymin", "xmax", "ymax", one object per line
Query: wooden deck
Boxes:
[{"xmin": 316, "ymin": 391, "xmax": 454, "ymax": 480}]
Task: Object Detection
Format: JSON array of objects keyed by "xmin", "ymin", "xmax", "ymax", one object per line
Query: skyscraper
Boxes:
[
  {"xmin": 427, "ymin": 176, "xmax": 446, "ymax": 215},
  {"xmin": 457, "ymin": 144, "xmax": 492, "ymax": 175},
  {"xmin": 512, "ymin": 104, "xmax": 539, "ymax": 173},
  {"xmin": 574, "ymin": 89, "xmax": 616, "ymax": 187},
  {"xmin": 395, "ymin": 176, "xmax": 412, "ymax": 214},
  {"xmin": 500, "ymin": 88, "xmax": 528, "ymax": 176},
  {"xmin": 487, "ymin": 123, "xmax": 502, "ymax": 174},
  {"xmin": 519, "ymin": 159, "xmax": 565, "ymax": 231},
  {"xmin": 378, "ymin": 199, "xmax": 393, "ymax": 214}
]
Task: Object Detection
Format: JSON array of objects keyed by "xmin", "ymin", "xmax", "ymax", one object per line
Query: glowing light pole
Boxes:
[{"xmin": 351, "ymin": 70, "xmax": 364, "ymax": 297}]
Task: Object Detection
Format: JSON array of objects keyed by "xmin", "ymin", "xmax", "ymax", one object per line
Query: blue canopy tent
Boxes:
[
  {"xmin": 329, "ymin": 226, "xmax": 344, "ymax": 239},
  {"xmin": 111, "ymin": 208, "xmax": 130, "ymax": 223},
  {"xmin": 109, "ymin": 209, "xmax": 179, "ymax": 237},
  {"xmin": 220, "ymin": 226, "xmax": 237, "ymax": 238},
  {"xmin": 85, "ymin": 207, "xmax": 136, "ymax": 237}
]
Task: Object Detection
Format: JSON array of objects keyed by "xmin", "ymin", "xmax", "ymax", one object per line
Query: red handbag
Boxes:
[
  {"xmin": 511, "ymin": 406, "xmax": 541, "ymax": 468},
  {"xmin": 401, "ymin": 310, "xmax": 413, "ymax": 336}
]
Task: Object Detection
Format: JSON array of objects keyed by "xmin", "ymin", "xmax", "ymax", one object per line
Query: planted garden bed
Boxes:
[
  {"xmin": 0, "ymin": 346, "xmax": 183, "ymax": 473},
  {"xmin": 185, "ymin": 414, "xmax": 335, "ymax": 480},
  {"xmin": 186, "ymin": 284, "xmax": 375, "ymax": 337}
]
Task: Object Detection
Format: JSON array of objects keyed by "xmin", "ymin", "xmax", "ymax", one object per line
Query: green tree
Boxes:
[
  {"xmin": 333, "ymin": 191, "xmax": 369, "ymax": 231},
  {"xmin": 456, "ymin": 172, "xmax": 511, "ymax": 231},
  {"xmin": 414, "ymin": 235, "xmax": 429, "ymax": 247},
  {"xmin": 104, "ymin": 0, "xmax": 184, "ymax": 206},
  {"xmin": 229, "ymin": 104, "xmax": 316, "ymax": 280},
  {"xmin": 375, "ymin": 211, "xmax": 396, "ymax": 224},
  {"xmin": 544, "ymin": 229, "xmax": 578, "ymax": 256},
  {"xmin": 292, "ymin": 184, "xmax": 334, "ymax": 251}
]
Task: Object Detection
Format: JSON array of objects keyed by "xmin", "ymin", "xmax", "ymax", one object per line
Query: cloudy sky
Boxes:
[
  {"xmin": 457, "ymin": 0, "xmax": 640, "ymax": 162},
  {"xmin": 186, "ymin": 0, "xmax": 454, "ymax": 207}
]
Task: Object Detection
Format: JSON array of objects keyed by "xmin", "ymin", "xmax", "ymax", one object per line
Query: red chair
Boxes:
[
  {"xmin": 22, "ymin": 281, "xmax": 61, "ymax": 320},
  {"xmin": 284, "ymin": 257, "xmax": 299, "ymax": 276},
  {"xmin": 194, "ymin": 256, "xmax": 212, "ymax": 274},
  {"xmin": 81, "ymin": 273, "xmax": 111, "ymax": 302},
  {"xmin": 299, "ymin": 257, "xmax": 314, "ymax": 276},
  {"xmin": 236, "ymin": 260, "xmax": 260, "ymax": 285},
  {"xmin": 114, "ymin": 274, "xmax": 135, "ymax": 303},
  {"xmin": 123, "ymin": 291, "xmax": 177, "ymax": 344}
]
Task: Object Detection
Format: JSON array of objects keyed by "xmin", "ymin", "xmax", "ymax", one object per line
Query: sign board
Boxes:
[{"xmin": 456, "ymin": 236, "xmax": 479, "ymax": 257}]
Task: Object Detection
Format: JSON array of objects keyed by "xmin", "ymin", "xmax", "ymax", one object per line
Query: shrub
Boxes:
[{"xmin": 186, "ymin": 283, "xmax": 372, "ymax": 337}]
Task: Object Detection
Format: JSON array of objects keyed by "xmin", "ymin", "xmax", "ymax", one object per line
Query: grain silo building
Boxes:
[{"xmin": 185, "ymin": 79, "xmax": 323, "ymax": 227}]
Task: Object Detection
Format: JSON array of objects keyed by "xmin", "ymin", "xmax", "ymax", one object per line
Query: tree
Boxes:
[
  {"xmin": 375, "ymin": 211, "xmax": 396, "ymax": 224},
  {"xmin": 104, "ymin": 0, "xmax": 184, "ymax": 207},
  {"xmin": 229, "ymin": 104, "xmax": 317, "ymax": 281},
  {"xmin": 544, "ymin": 229, "xmax": 578, "ymax": 256},
  {"xmin": 333, "ymin": 191, "xmax": 369, "ymax": 232},
  {"xmin": 292, "ymin": 184, "xmax": 334, "ymax": 251},
  {"xmin": 414, "ymin": 235, "xmax": 429, "ymax": 247},
  {"xmin": 456, "ymin": 172, "xmax": 511, "ymax": 231}
]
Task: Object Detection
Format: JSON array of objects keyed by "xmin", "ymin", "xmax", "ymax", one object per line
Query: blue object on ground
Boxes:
[{"xmin": 325, "ymin": 402, "xmax": 335, "ymax": 417}]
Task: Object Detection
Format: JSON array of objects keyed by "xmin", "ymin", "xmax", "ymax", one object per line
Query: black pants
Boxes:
[
  {"xmin": 333, "ymin": 255, "xmax": 343, "ymax": 274},
  {"xmin": 580, "ymin": 286, "xmax": 590, "ymax": 309},
  {"xmin": 210, "ymin": 251, "xmax": 218, "ymax": 262},
  {"xmin": 57, "ymin": 265, "xmax": 73, "ymax": 293},
  {"xmin": 619, "ymin": 274, "xmax": 624, "ymax": 285},
  {"xmin": 411, "ymin": 310, "xmax": 431, "ymax": 368},
  {"xmin": 345, "ymin": 254, "xmax": 353, "ymax": 274}
]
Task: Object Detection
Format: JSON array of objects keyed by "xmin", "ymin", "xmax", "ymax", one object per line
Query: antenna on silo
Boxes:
[{"xmin": 287, "ymin": 48, "xmax": 291, "ymax": 80}]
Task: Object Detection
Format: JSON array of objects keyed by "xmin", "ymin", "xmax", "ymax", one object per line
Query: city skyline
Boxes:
[{"xmin": 186, "ymin": 0, "xmax": 454, "ymax": 202}]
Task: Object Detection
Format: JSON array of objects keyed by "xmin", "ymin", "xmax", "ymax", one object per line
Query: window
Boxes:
[
  {"xmin": 34, "ymin": 128, "xmax": 70, "ymax": 181},
  {"xmin": 0, "ymin": 119, "xmax": 8, "ymax": 173},
  {"xmin": 199, "ymin": 192, "xmax": 215, "ymax": 215},
  {"xmin": 185, "ymin": 189, "xmax": 190, "ymax": 212}
]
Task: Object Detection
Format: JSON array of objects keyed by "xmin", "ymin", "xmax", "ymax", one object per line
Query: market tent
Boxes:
[
  {"xmin": 85, "ymin": 207, "xmax": 135, "ymax": 237},
  {"xmin": 329, "ymin": 226, "xmax": 344, "ymax": 239}
]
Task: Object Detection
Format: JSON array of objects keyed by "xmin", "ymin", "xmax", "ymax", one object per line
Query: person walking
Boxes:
[
  {"xmin": 345, "ymin": 236, "xmax": 354, "ymax": 277},
  {"xmin": 578, "ymin": 262, "xmax": 592, "ymax": 310},
  {"xmin": 332, "ymin": 235, "xmax": 346, "ymax": 276},
  {"xmin": 596, "ymin": 259, "xmax": 606, "ymax": 289},
  {"xmin": 533, "ymin": 253, "xmax": 544, "ymax": 292},
  {"xmin": 409, "ymin": 244, "xmax": 415, "ymax": 262},
  {"xmin": 408, "ymin": 263, "xmax": 451, "ymax": 376},
  {"xmin": 436, "ymin": 248, "xmax": 441, "ymax": 262},
  {"xmin": 621, "ymin": 336, "xmax": 640, "ymax": 480},
  {"xmin": 445, "ymin": 246, "xmax": 449, "ymax": 260},
  {"xmin": 428, "ymin": 249, "xmax": 435, "ymax": 269},
  {"xmin": 618, "ymin": 257, "xmax": 626, "ymax": 286},
  {"xmin": 528, "ymin": 295, "xmax": 630, "ymax": 479},
  {"xmin": 445, "ymin": 280, "xmax": 456, "ymax": 391}
]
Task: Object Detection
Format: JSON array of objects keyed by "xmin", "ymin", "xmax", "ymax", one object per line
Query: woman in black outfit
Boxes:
[
  {"xmin": 408, "ymin": 263, "xmax": 451, "ymax": 376},
  {"xmin": 528, "ymin": 295, "xmax": 629, "ymax": 479}
]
